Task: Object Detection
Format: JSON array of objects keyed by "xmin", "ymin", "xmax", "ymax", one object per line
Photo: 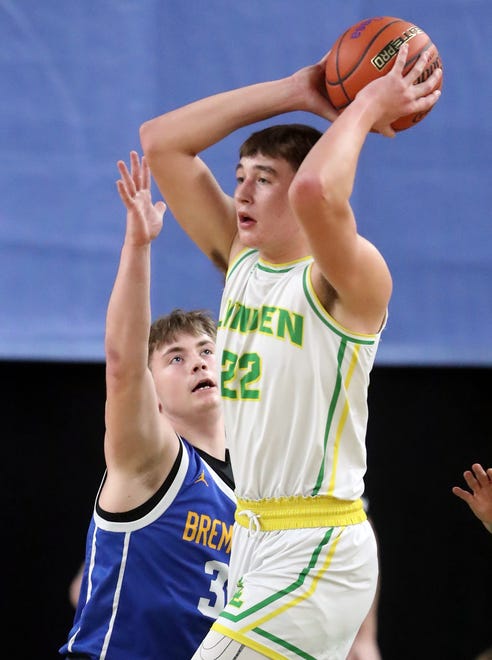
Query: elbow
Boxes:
[
  {"xmin": 139, "ymin": 119, "xmax": 162, "ymax": 162},
  {"xmin": 289, "ymin": 172, "xmax": 324, "ymax": 210},
  {"xmin": 105, "ymin": 344, "xmax": 125, "ymax": 382},
  {"xmin": 289, "ymin": 172, "xmax": 342, "ymax": 221},
  {"xmin": 105, "ymin": 339, "xmax": 138, "ymax": 385},
  {"xmin": 104, "ymin": 348, "xmax": 137, "ymax": 397},
  {"xmin": 139, "ymin": 120, "xmax": 154, "ymax": 157}
]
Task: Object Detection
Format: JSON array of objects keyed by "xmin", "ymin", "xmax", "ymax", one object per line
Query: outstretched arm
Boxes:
[
  {"xmin": 452, "ymin": 463, "xmax": 492, "ymax": 534},
  {"xmin": 140, "ymin": 54, "xmax": 337, "ymax": 269},
  {"xmin": 103, "ymin": 153, "xmax": 177, "ymax": 507}
]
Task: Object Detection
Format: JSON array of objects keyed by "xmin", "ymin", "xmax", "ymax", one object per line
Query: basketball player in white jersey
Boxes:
[{"xmin": 141, "ymin": 44, "xmax": 441, "ymax": 659}]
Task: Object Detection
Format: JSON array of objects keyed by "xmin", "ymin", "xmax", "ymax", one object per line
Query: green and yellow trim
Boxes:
[
  {"xmin": 302, "ymin": 264, "xmax": 377, "ymax": 345},
  {"xmin": 226, "ymin": 248, "xmax": 258, "ymax": 280},
  {"xmin": 257, "ymin": 255, "xmax": 312, "ymax": 274},
  {"xmin": 212, "ymin": 527, "xmax": 344, "ymax": 658}
]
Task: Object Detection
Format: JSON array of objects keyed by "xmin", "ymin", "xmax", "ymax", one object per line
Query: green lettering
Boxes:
[
  {"xmin": 277, "ymin": 309, "xmax": 303, "ymax": 347},
  {"xmin": 259, "ymin": 306, "xmax": 275, "ymax": 334}
]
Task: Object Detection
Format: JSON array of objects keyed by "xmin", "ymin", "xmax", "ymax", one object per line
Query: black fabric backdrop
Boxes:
[{"xmin": 3, "ymin": 361, "xmax": 491, "ymax": 659}]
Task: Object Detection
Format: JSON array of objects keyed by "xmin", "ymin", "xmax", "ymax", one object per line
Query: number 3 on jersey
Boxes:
[
  {"xmin": 221, "ymin": 350, "xmax": 261, "ymax": 400},
  {"xmin": 198, "ymin": 560, "xmax": 228, "ymax": 618}
]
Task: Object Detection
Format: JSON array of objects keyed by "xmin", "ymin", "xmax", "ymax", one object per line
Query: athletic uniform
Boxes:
[
  {"xmin": 59, "ymin": 437, "xmax": 235, "ymax": 660},
  {"xmin": 213, "ymin": 250, "xmax": 382, "ymax": 660}
]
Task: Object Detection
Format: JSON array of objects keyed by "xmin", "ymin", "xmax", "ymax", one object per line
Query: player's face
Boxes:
[
  {"xmin": 234, "ymin": 155, "xmax": 305, "ymax": 259},
  {"xmin": 149, "ymin": 332, "xmax": 220, "ymax": 420}
]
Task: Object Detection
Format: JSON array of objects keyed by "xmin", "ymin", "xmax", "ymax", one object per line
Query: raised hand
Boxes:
[
  {"xmin": 290, "ymin": 53, "xmax": 340, "ymax": 122},
  {"xmin": 116, "ymin": 150, "xmax": 166, "ymax": 246},
  {"xmin": 452, "ymin": 463, "xmax": 492, "ymax": 533},
  {"xmin": 358, "ymin": 43, "xmax": 442, "ymax": 137}
]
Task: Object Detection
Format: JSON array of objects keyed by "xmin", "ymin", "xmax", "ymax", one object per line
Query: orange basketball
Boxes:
[{"xmin": 325, "ymin": 16, "xmax": 443, "ymax": 131}]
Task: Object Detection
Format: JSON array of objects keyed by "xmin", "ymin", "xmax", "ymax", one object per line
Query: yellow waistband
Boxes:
[{"xmin": 235, "ymin": 495, "xmax": 366, "ymax": 531}]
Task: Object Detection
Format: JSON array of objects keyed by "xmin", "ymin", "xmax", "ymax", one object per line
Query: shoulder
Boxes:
[
  {"xmin": 226, "ymin": 247, "xmax": 258, "ymax": 278},
  {"xmin": 310, "ymin": 253, "xmax": 390, "ymax": 336},
  {"xmin": 96, "ymin": 440, "xmax": 188, "ymax": 526}
]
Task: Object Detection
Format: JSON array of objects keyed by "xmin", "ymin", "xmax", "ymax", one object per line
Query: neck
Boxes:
[
  {"xmin": 258, "ymin": 226, "xmax": 311, "ymax": 264},
  {"xmin": 173, "ymin": 412, "xmax": 226, "ymax": 460},
  {"xmin": 259, "ymin": 244, "xmax": 310, "ymax": 264}
]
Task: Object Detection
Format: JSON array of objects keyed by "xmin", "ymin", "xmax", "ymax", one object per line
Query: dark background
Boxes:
[{"xmin": 4, "ymin": 360, "xmax": 491, "ymax": 659}]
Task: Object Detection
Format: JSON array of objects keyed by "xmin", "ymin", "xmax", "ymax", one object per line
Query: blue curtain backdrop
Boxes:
[{"xmin": 1, "ymin": 0, "xmax": 490, "ymax": 364}]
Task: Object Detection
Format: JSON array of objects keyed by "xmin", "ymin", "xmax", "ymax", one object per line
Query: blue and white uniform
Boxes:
[
  {"xmin": 212, "ymin": 250, "xmax": 383, "ymax": 660},
  {"xmin": 60, "ymin": 438, "xmax": 235, "ymax": 660}
]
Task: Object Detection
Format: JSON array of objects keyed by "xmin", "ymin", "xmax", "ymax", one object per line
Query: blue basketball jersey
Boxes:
[{"xmin": 60, "ymin": 438, "xmax": 236, "ymax": 660}]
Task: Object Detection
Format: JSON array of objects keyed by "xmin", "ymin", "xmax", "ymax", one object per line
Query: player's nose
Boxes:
[
  {"xmin": 192, "ymin": 357, "xmax": 207, "ymax": 372},
  {"xmin": 235, "ymin": 179, "xmax": 253, "ymax": 202}
]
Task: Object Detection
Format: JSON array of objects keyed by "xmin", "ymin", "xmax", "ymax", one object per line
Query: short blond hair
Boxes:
[{"xmin": 148, "ymin": 309, "xmax": 216, "ymax": 363}]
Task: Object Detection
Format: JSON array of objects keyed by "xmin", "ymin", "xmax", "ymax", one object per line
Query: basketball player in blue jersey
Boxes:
[
  {"xmin": 59, "ymin": 152, "xmax": 236, "ymax": 660},
  {"xmin": 141, "ymin": 44, "xmax": 441, "ymax": 659}
]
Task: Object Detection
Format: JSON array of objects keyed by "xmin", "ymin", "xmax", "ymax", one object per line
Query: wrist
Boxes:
[
  {"xmin": 122, "ymin": 239, "xmax": 152, "ymax": 253},
  {"xmin": 352, "ymin": 86, "xmax": 387, "ymax": 129}
]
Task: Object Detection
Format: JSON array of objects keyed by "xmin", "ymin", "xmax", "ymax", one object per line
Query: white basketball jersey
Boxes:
[{"xmin": 216, "ymin": 249, "xmax": 383, "ymax": 502}]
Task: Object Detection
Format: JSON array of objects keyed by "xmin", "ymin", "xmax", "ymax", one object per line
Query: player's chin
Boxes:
[
  {"xmin": 192, "ymin": 386, "xmax": 220, "ymax": 403},
  {"xmin": 238, "ymin": 226, "xmax": 260, "ymax": 248},
  {"xmin": 196, "ymin": 396, "xmax": 222, "ymax": 414}
]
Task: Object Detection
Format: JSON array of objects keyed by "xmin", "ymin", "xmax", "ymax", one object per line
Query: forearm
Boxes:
[
  {"xmin": 297, "ymin": 43, "xmax": 440, "ymax": 206},
  {"xmin": 105, "ymin": 242, "xmax": 151, "ymax": 372},
  {"xmin": 141, "ymin": 76, "xmax": 301, "ymax": 157},
  {"xmin": 297, "ymin": 92, "xmax": 378, "ymax": 206}
]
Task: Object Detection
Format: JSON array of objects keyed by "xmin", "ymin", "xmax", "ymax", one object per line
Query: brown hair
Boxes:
[
  {"xmin": 148, "ymin": 309, "xmax": 216, "ymax": 363},
  {"xmin": 239, "ymin": 124, "xmax": 322, "ymax": 172}
]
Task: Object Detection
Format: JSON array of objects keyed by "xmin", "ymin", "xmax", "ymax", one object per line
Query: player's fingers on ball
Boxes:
[
  {"xmin": 379, "ymin": 125, "xmax": 396, "ymax": 138},
  {"xmin": 410, "ymin": 49, "xmax": 432, "ymax": 82},
  {"xmin": 421, "ymin": 90, "xmax": 441, "ymax": 112},
  {"xmin": 415, "ymin": 83, "xmax": 441, "ymax": 111},
  {"xmin": 392, "ymin": 43, "xmax": 409, "ymax": 75},
  {"xmin": 416, "ymin": 67, "xmax": 442, "ymax": 97}
]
